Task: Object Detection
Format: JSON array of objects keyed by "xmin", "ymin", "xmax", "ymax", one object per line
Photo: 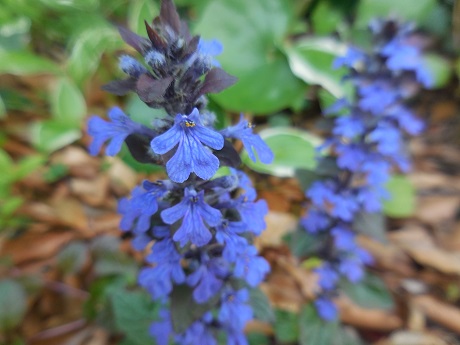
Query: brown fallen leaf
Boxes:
[
  {"xmin": 256, "ymin": 212, "xmax": 297, "ymax": 248},
  {"xmin": 106, "ymin": 157, "xmax": 138, "ymax": 196},
  {"xmin": 51, "ymin": 146, "xmax": 99, "ymax": 179},
  {"xmin": 70, "ymin": 175, "xmax": 110, "ymax": 207},
  {"xmin": 2, "ymin": 231, "xmax": 74, "ymax": 265},
  {"xmin": 335, "ymin": 295, "xmax": 403, "ymax": 331},
  {"xmin": 411, "ymin": 294, "xmax": 460, "ymax": 334},
  {"xmin": 389, "ymin": 225, "xmax": 460, "ymax": 275},
  {"xmin": 51, "ymin": 198, "xmax": 88, "ymax": 233},
  {"xmin": 415, "ymin": 196, "xmax": 460, "ymax": 226},
  {"xmin": 375, "ymin": 331, "xmax": 449, "ymax": 345},
  {"xmin": 356, "ymin": 235, "xmax": 415, "ymax": 277}
]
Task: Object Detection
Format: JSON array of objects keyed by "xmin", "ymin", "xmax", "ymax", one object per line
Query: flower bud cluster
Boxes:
[
  {"xmin": 302, "ymin": 19, "xmax": 431, "ymax": 320},
  {"xmin": 87, "ymin": 1, "xmax": 273, "ymax": 344}
]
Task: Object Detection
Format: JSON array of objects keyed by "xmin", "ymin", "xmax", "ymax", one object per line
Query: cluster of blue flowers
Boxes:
[
  {"xmin": 302, "ymin": 19, "xmax": 431, "ymax": 320},
  {"xmin": 87, "ymin": 1, "xmax": 273, "ymax": 344}
]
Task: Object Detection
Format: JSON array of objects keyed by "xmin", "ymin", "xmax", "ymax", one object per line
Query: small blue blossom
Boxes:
[
  {"xmin": 221, "ymin": 115, "xmax": 274, "ymax": 164},
  {"xmin": 332, "ymin": 226, "xmax": 356, "ymax": 251},
  {"xmin": 198, "ymin": 38, "xmax": 223, "ymax": 67},
  {"xmin": 151, "ymin": 108, "xmax": 224, "ymax": 183},
  {"xmin": 218, "ymin": 288, "xmax": 253, "ymax": 330},
  {"xmin": 150, "ymin": 309, "xmax": 174, "ymax": 345},
  {"xmin": 161, "ymin": 188, "xmax": 222, "ymax": 247},
  {"xmin": 178, "ymin": 319, "xmax": 217, "ymax": 345},
  {"xmin": 333, "ymin": 115, "xmax": 366, "ymax": 139},
  {"xmin": 315, "ymin": 264, "xmax": 339, "ymax": 291},
  {"xmin": 88, "ymin": 107, "xmax": 147, "ymax": 156},
  {"xmin": 230, "ymin": 244, "xmax": 270, "ymax": 287},
  {"xmin": 339, "ymin": 257, "xmax": 364, "ymax": 282},
  {"xmin": 119, "ymin": 55, "xmax": 147, "ymax": 78},
  {"xmin": 234, "ymin": 196, "xmax": 268, "ymax": 236},
  {"xmin": 145, "ymin": 49, "xmax": 166, "ymax": 68},
  {"xmin": 301, "ymin": 209, "xmax": 330, "ymax": 233},
  {"xmin": 187, "ymin": 255, "xmax": 229, "ymax": 303},
  {"xmin": 333, "ymin": 47, "xmax": 366, "ymax": 69},
  {"xmin": 314, "ymin": 298, "xmax": 338, "ymax": 321},
  {"xmin": 139, "ymin": 238, "xmax": 186, "ymax": 299}
]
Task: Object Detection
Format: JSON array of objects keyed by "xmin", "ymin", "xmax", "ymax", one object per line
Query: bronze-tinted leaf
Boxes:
[
  {"xmin": 160, "ymin": 0, "xmax": 181, "ymax": 34},
  {"xmin": 198, "ymin": 68, "xmax": 238, "ymax": 96},
  {"xmin": 101, "ymin": 78, "xmax": 137, "ymax": 96},
  {"xmin": 214, "ymin": 140, "xmax": 242, "ymax": 168},
  {"xmin": 125, "ymin": 134, "xmax": 162, "ymax": 165},
  {"xmin": 118, "ymin": 26, "xmax": 149, "ymax": 53},
  {"xmin": 144, "ymin": 20, "xmax": 167, "ymax": 51},
  {"xmin": 137, "ymin": 74, "xmax": 173, "ymax": 103}
]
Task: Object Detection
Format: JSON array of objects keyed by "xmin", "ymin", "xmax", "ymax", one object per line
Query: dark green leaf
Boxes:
[
  {"xmin": 250, "ymin": 288, "xmax": 275, "ymax": 323},
  {"xmin": 110, "ymin": 289, "xmax": 159, "ymax": 345},
  {"xmin": 170, "ymin": 284, "xmax": 220, "ymax": 334},
  {"xmin": 352, "ymin": 212, "xmax": 387, "ymax": 243},
  {"xmin": 57, "ymin": 241, "xmax": 88, "ymax": 274},
  {"xmin": 340, "ymin": 273, "xmax": 394, "ymax": 310},
  {"xmin": 0, "ymin": 279, "xmax": 27, "ymax": 331},
  {"xmin": 274, "ymin": 309, "xmax": 299, "ymax": 343},
  {"xmin": 311, "ymin": 2, "xmax": 345, "ymax": 35},
  {"xmin": 299, "ymin": 304, "xmax": 339, "ymax": 345},
  {"xmin": 195, "ymin": 0, "xmax": 307, "ymax": 113},
  {"xmin": 248, "ymin": 332, "xmax": 270, "ymax": 345},
  {"xmin": 355, "ymin": 0, "xmax": 436, "ymax": 28},
  {"xmin": 286, "ymin": 228, "xmax": 328, "ymax": 257}
]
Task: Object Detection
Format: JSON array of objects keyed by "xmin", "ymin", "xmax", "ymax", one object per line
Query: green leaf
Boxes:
[
  {"xmin": 340, "ymin": 273, "xmax": 394, "ymax": 310},
  {"xmin": 250, "ymin": 288, "xmax": 275, "ymax": 323},
  {"xmin": 285, "ymin": 37, "xmax": 351, "ymax": 99},
  {"xmin": 67, "ymin": 23, "xmax": 122, "ymax": 84},
  {"xmin": 242, "ymin": 127, "xmax": 321, "ymax": 177},
  {"xmin": 0, "ymin": 279, "xmax": 27, "ymax": 331},
  {"xmin": 128, "ymin": 0, "xmax": 159, "ymax": 35},
  {"xmin": 286, "ymin": 228, "xmax": 328, "ymax": 257},
  {"xmin": 420, "ymin": 54, "xmax": 451, "ymax": 89},
  {"xmin": 248, "ymin": 332, "xmax": 270, "ymax": 345},
  {"xmin": 170, "ymin": 284, "xmax": 220, "ymax": 334},
  {"xmin": 0, "ymin": 51, "xmax": 59, "ymax": 75},
  {"xmin": 31, "ymin": 120, "xmax": 82, "ymax": 153},
  {"xmin": 355, "ymin": 0, "xmax": 436, "ymax": 28},
  {"xmin": 110, "ymin": 289, "xmax": 159, "ymax": 345},
  {"xmin": 299, "ymin": 304, "xmax": 339, "ymax": 345},
  {"xmin": 50, "ymin": 78, "xmax": 87, "ymax": 125},
  {"xmin": 94, "ymin": 251, "xmax": 138, "ymax": 284},
  {"xmin": 383, "ymin": 175, "xmax": 416, "ymax": 218},
  {"xmin": 195, "ymin": 0, "xmax": 307, "ymax": 114},
  {"xmin": 15, "ymin": 155, "xmax": 45, "ymax": 181},
  {"xmin": 0, "ymin": 95, "xmax": 5, "ymax": 118},
  {"xmin": 274, "ymin": 309, "xmax": 299, "ymax": 343},
  {"xmin": 57, "ymin": 241, "xmax": 88, "ymax": 274},
  {"xmin": 352, "ymin": 212, "xmax": 387, "ymax": 243},
  {"xmin": 0, "ymin": 16, "xmax": 31, "ymax": 51},
  {"xmin": 0, "ymin": 197, "xmax": 23, "ymax": 217},
  {"xmin": 311, "ymin": 2, "xmax": 345, "ymax": 35}
]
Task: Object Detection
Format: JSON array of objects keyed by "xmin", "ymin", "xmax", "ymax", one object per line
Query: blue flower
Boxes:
[
  {"xmin": 369, "ymin": 124, "xmax": 402, "ymax": 155},
  {"xmin": 301, "ymin": 209, "xmax": 330, "ymax": 233},
  {"xmin": 234, "ymin": 197, "xmax": 268, "ymax": 235},
  {"xmin": 231, "ymin": 168, "xmax": 257, "ymax": 201},
  {"xmin": 179, "ymin": 319, "xmax": 217, "ymax": 345},
  {"xmin": 221, "ymin": 115, "xmax": 274, "ymax": 164},
  {"xmin": 150, "ymin": 309, "xmax": 173, "ymax": 345},
  {"xmin": 219, "ymin": 288, "xmax": 253, "ymax": 330},
  {"xmin": 315, "ymin": 264, "xmax": 339, "ymax": 291},
  {"xmin": 88, "ymin": 107, "xmax": 148, "ymax": 156},
  {"xmin": 333, "ymin": 115, "xmax": 366, "ymax": 139},
  {"xmin": 198, "ymin": 38, "xmax": 223, "ymax": 67},
  {"xmin": 307, "ymin": 181, "xmax": 335, "ymax": 208},
  {"xmin": 161, "ymin": 188, "xmax": 222, "ymax": 247},
  {"xmin": 339, "ymin": 257, "xmax": 364, "ymax": 282},
  {"xmin": 330, "ymin": 192, "xmax": 359, "ymax": 221},
  {"xmin": 118, "ymin": 180, "xmax": 170, "ymax": 233},
  {"xmin": 139, "ymin": 238, "xmax": 186, "ymax": 299},
  {"xmin": 333, "ymin": 47, "xmax": 366, "ymax": 69},
  {"xmin": 336, "ymin": 143, "xmax": 369, "ymax": 172},
  {"xmin": 215, "ymin": 220, "xmax": 247, "ymax": 258},
  {"xmin": 332, "ymin": 226, "xmax": 356, "ymax": 251},
  {"xmin": 151, "ymin": 108, "xmax": 224, "ymax": 183},
  {"xmin": 187, "ymin": 254, "xmax": 229, "ymax": 303},
  {"xmin": 358, "ymin": 83, "xmax": 398, "ymax": 114},
  {"xmin": 314, "ymin": 298, "xmax": 338, "ymax": 321},
  {"xmin": 119, "ymin": 55, "xmax": 147, "ymax": 78},
  {"xmin": 230, "ymin": 244, "xmax": 270, "ymax": 287}
]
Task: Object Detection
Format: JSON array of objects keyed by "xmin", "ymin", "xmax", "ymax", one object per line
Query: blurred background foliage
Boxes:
[{"xmin": 0, "ymin": 0, "xmax": 459, "ymax": 344}]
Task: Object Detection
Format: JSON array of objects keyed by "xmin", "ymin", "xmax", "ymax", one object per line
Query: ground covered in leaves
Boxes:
[{"xmin": 1, "ymin": 68, "xmax": 460, "ymax": 345}]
